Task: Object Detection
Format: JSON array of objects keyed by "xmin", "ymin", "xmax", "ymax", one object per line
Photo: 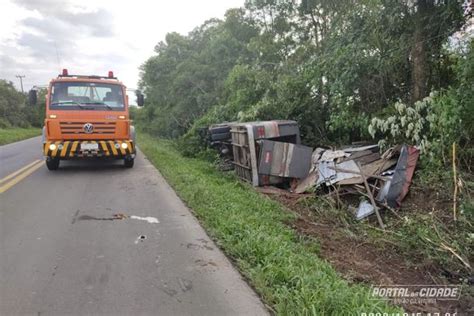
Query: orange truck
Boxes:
[{"xmin": 30, "ymin": 69, "xmax": 144, "ymax": 170}]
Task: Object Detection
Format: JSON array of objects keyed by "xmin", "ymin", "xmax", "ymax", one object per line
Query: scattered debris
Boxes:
[
  {"xmin": 376, "ymin": 170, "xmax": 394, "ymax": 202},
  {"xmin": 357, "ymin": 160, "xmax": 385, "ymax": 229},
  {"xmin": 134, "ymin": 235, "xmax": 147, "ymax": 244},
  {"xmin": 130, "ymin": 215, "xmax": 159, "ymax": 224},
  {"xmin": 291, "ymin": 144, "xmax": 419, "ymax": 220},
  {"xmin": 329, "ymin": 160, "xmax": 360, "ymax": 184},
  {"xmin": 353, "ymin": 200, "xmax": 375, "ymax": 220},
  {"xmin": 208, "ymin": 120, "xmax": 420, "ymax": 222}
]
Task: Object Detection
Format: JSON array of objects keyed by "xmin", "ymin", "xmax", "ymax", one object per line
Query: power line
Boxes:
[{"xmin": 15, "ymin": 75, "xmax": 25, "ymax": 93}]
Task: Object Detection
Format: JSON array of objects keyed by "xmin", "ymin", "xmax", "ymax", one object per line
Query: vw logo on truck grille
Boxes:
[{"xmin": 83, "ymin": 123, "xmax": 94, "ymax": 134}]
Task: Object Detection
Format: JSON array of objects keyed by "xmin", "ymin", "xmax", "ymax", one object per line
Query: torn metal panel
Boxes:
[
  {"xmin": 337, "ymin": 158, "xmax": 397, "ymax": 185},
  {"xmin": 258, "ymin": 140, "xmax": 312, "ymax": 179},
  {"xmin": 329, "ymin": 160, "xmax": 360, "ymax": 185},
  {"xmin": 287, "ymin": 144, "xmax": 312, "ymax": 178},
  {"xmin": 384, "ymin": 145, "xmax": 420, "ymax": 208},
  {"xmin": 355, "ymin": 200, "xmax": 375, "ymax": 220},
  {"xmin": 376, "ymin": 170, "xmax": 394, "ymax": 202},
  {"xmin": 317, "ymin": 161, "xmax": 336, "ymax": 185}
]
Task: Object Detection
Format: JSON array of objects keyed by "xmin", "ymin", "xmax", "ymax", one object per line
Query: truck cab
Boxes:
[{"xmin": 37, "ymin": 69, "xmax": 143, "ymax": 170}]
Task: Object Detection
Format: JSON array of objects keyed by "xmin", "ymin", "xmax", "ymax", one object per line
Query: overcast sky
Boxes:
[{"xmin": 0, "ymin": 0, "xmax": 244, "ymax": 92}]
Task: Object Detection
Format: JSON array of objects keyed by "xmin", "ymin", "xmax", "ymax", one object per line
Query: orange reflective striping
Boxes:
[
  {"xmin": 44, "ymin": 142, "xmax": 50, "ymax": 155},
  {"xmin": 60, "ymin": 141, "xmax": 69, "ymax": 157},
  {"xmin": 100, "ymin": 141, "xmax": 109, "ymax": 156},
  {"xmin": 70, "ymin": 141, "xmax": 79, "ymax": 157},
  {"xmin": 109, "ymin": 141, "xmax": 118, "ymax": 155},
  {"xmin": 126, "ymin": 141, "xmax": 133, "ymax": 153}
]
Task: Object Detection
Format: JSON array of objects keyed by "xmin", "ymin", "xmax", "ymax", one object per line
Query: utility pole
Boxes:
[{"xmin": 15, "ymin": 75, "xmax": 25, "ymax": 93}]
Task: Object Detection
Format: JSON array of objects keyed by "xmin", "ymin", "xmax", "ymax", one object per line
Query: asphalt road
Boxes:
[{"xmin": 0, "ymin": 136, "xmax": 267, "ymax": 316}]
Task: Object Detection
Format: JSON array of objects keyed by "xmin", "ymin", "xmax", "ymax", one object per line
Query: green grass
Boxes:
[
  {"xmin": 0, "ymin": 128, "xmax": 41, "ymax": 145},
  {"xmin": 138, "ymin": 133, "xmax": 401, "ymax": 315}
]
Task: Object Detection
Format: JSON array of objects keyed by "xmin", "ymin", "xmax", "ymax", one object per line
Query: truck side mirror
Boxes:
[
  {"xmin": 29, "ymin": 89, "xmax": 37, "ymax": 106},
  {"xmin": 136, "ymin": 92, "xmax": 144, "ymax": 107}
]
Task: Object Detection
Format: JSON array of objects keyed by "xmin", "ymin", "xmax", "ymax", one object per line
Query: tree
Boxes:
[
  {"xmin": 137, "ymin": 0, "xmax": 467, "ymax": 152},
  {"xmin": 0, "ymin": 80, "xmax": 28, "ymax": 127},
  {"xmin": 409, "ymin": 0, "xmax": 464, "ymax": 102}
]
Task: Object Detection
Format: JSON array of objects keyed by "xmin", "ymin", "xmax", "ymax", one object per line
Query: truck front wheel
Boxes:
[
  {"xmin": 124, "ymin": 157, "xmax": 134, "ymax": 168},
  {"xmin": 46, "ymin": 158, "xmax": 60, "ymax": 170}
]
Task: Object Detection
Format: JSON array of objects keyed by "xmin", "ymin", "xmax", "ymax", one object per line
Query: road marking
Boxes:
[
  {"xmin": 0, "ymin": 159, "xmax": 42, "ymax": 185},
  {"xmin": 0, "ymin": 160, "xmax": 43, "ymax": 194}
]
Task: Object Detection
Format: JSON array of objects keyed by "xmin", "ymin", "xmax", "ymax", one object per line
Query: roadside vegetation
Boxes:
[
  {"xmin": 0, "ymin": 80, "xmax": 45, "ymax": 129},
  {"xmin": 0, "ymin": 128, "xmax": 41, "ymax": 145},
  {"xmin": 134, "ymin": 0, "xmax": 472, "ymax": 245},
  {"xmin": 138, "ymin": 133, "xmax": 400, "ymax": 314},
  {"xmin": 133, "ymin": 1, "xmax": 473, "ymax": 313},
  {"xmin": 135, "ymin": 1, "xmax": 471, "ymax": 167},
  {"xmin": 0, "ymin": 79, "xmax": 45, "ymax": 145}
]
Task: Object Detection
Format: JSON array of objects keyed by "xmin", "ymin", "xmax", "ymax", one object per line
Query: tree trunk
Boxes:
[{"xmin": 411, "ymin": 0, "xmax": 431, "ymax": 103}]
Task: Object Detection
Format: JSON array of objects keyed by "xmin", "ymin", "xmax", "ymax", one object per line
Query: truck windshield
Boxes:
[{"xmin": 50, "ymin": 82, "xmax": 125, "ymax": 111}]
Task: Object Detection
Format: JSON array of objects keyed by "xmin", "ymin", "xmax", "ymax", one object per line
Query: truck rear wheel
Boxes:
[
  {"xmin": 46, "ymin": 158, "xmax": 60, "ymax": 170},
  {"xmin": 124, "ymin": 157, "xmax": 134, "ymax": 168}
]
